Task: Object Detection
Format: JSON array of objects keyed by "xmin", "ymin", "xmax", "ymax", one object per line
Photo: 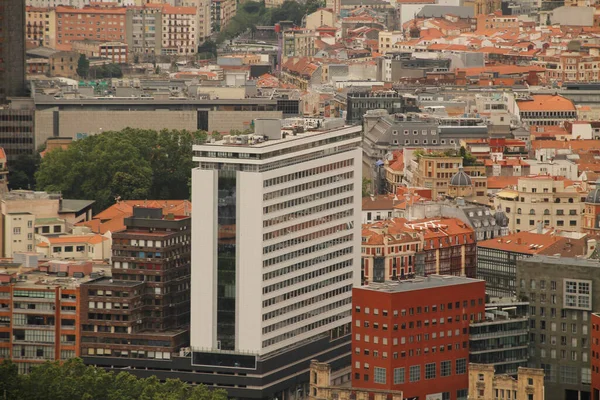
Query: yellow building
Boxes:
[
  {"xmin": 309, "ymin": 360, "xmax": 404, "ymax": 400},
  {"xmin": 26, "ymin": 7, "xmax": 56, "ymax": 48},
  {"xmin": 494, "ymin": 175, "xmax": 586, "ymax": 233},
  {"xmin": 412, "ymin": 153, "xmax": 487, "ymax": 202},
  {"xmin": 468, "ymin": 363, "xmax": 544, "ymax": 400}
]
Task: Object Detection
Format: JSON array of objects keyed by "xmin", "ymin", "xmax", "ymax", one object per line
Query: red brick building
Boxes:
[
  {"xmin": 352, "ymin": 275, "xmax": 486, "ymax": 400},
  {"xmin": 592, "ymin": 313, "xmax": 600, "ymax": 400},
  {"xmin": 56, "ymin": 6, "xmax": 126, "ymax": 51}
]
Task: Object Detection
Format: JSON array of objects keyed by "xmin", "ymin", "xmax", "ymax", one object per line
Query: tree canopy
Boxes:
[
  {"xmin": 77, "ymin": 54, "xmax": 90, "ymax": 78},
  {"xmin": 35, "ymin": 128, "xmax": 207, "ymax": 212},
  {"xmin": 0, "ymin": 358, "xmax": 228, "ymax": 400},
  {"xmin": 216, "ymin": 0, "xmax": 325, "ymax": 43}
]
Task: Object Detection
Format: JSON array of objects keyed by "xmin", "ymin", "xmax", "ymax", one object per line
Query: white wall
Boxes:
[
  {"xmin": 235, "ymin": 171, "xmax": 264, "ymax": 353},
  {"xmin": 190, "ymin": 168, "xmax": 219, "ymax": 350}
]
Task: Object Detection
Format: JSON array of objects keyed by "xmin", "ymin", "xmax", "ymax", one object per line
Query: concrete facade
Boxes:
[
  {"xmin": 468, "ymin": 364, "xmax": 544, "ymax": 400},
  {"xmin": 517, "ymin": 256, "xmax": 598, "ymax": 400}
]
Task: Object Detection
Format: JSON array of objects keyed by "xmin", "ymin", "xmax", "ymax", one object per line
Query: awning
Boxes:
[{"xmin": 496, "ymin": 190, "xmax": 518, "ymax": 199}]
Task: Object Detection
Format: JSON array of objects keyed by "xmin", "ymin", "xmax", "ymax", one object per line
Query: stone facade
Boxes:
[{"xmin": 468, "ymin": 363, "xmax": 544, "ymax": 400}]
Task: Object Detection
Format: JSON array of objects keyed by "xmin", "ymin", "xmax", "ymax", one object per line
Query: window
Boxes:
[
  {"xmin": 393, "ymin": 367, "xmax": 405, "ymax": 384},
  {"xmin": 13, "ymin": 227, "xmax": 21, "ymax": 235},
  {"xmin": 456, "ymin": 358, "xmax": 466, "ymax": 374},
  {"xmin": 409, "ymin": 365, "xmax": 421, "ymax": 382},
  {"xmin": 441, "ymin": 360, "xmax": 451, "ymax": 376},
  {"xmin": 374, "ymin": 367, "xmax": 386, "ymax": 384},
  {"xmin": 563, "ymin": 279, "xmax": 592, "ymax": 310},
  {"xmin": 425, "ymin": 363, "xmax": 436, "ymax": 379}
]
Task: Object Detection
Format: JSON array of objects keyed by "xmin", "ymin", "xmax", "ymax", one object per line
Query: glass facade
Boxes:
[{"xmin": 217, "ymin": 170, "xmax": 237, "ymax": 350}]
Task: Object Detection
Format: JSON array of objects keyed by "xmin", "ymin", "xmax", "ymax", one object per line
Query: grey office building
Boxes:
[
  {"xmin": 0, "ymin": 0, "xmax": 26, "ymax": 104},
  {"xmin": 517, "ymin": 256, "xmax": 600, "ymax": 400}
]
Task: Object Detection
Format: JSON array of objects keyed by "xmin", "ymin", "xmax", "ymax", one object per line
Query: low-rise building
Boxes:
[
  {"xmin": 309, "ymin": 360, "xmax": 403, "ymax": 400},
  {"xmin": 468, "ymin": 364, "xmax": 544, "ymax": 400},
  {"xmin": 516, "ymin": 94, "xmax": 577, "ymax": 127},
  {"xmin": 36, "ymin": 233, "xmax": 111, "ymax": 261},
  {"xmin": 72, "ymin": 40, "xmax": 128, "ymax": 64}
]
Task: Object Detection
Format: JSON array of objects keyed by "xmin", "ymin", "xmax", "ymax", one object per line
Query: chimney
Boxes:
[
  {"xmin": 516, "ymin": 237, "xmax": 522, "ymax": 245},
  {"xmin": 587, "ymin": 238, "xmax": 597, "ymax": 258},
  {"xmin": 536, "ymin": 220, "xmax": 543, "ymax": 234}
]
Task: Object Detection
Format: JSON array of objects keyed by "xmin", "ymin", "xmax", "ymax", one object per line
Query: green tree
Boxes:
[
  {"xmin": 8, "ymin": 153, "xmax": 41, "ymax": 190},
  {"xmin": 459, "ymin": 146, "xmax": 478, "ymax": 166},
  {"xmin": 362, "ymin": 177, "xmax": 371, "ymax": 197},
  {"xmin": 7, "ymin": 358, "xmax": 227, "ymax": 400},
  {"xmin": 198, "ymin": 39, "xmax": 218, "ymax": 58},
  {"xmin": 77, "ymin": 54, "xmax": 90, "ymax": 78},
  {"xmin": 36, "ymin": 128, "xmax": 207, "ymax": 212}
]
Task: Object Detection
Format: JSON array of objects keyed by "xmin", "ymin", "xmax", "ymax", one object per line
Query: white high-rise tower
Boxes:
[{"xmin": 190, "ymin": 118, "xmax": 361, "ymax": 397}]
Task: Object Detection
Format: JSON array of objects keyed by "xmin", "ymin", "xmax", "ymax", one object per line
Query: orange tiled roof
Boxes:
[
  {"xmin": 517, "ymin": 94, "xmax": 575, "ymax": 112},
  {"xmin": 46, "ymin": 235, "xmax": 108, "ymax": 245},
  {"xmin": 478, "ymin": 231, "xmax": 565, "ymax": 254}
]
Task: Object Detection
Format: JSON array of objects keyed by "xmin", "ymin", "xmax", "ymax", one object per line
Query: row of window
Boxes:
[
  {"xmin": 263, "ymin": 184, "xmax": 354, "ymax": 215},
  {"xmin": 263, "ymin": 234, "xmax": 353, "ymax": 268},
  {"xmin": 263, "ymin": 171, "xmax": 353, "ymax": 201},
  {"xmin": 355, "ymin": 299, "xmax": 483, "ymax": 316},
  {"xmin": 263, "ymin": 247, "xmax": 353, "ymax": 281},
  {"xmin": 263, "ymin": 258, "xmax": 352, "ymax": 294},
  {"xmin": 357, "ymin": 342, "xmax": 467, "ymax": 359},
  {"xmin": 263, "ymin": 197, "xmax": 354, "ymax": 228},
  {"xmin": 263, "ymin": 223, "xmax": 350, "ymax": 255},
  {"xmin": 263, "ymin": 209, "xmax": 353, "ymax": 242},
  {"xmin": 357, "ymin": 359, "xmax": 465, "ymax": 385},
  {"xmin": 263, "ymin": 159, "xmax": 354, "ymax": 188},
  {"xmin": 263, "ymin": 297, "xmax": 351, "ymax": 335},
  {"xmin": 262, "ymin": 310, "xmax": 350, "ymax": 348},
  {"xmin": 263, "ymin": 272, "xmax": 353, "ymax": 308},
  {"xmin": 262, "ymin": 284, "xmax": 352, "ymax": 321}
]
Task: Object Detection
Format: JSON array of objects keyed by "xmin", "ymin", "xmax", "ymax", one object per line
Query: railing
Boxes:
[{"xmin": 469, "ymin": 328, "xmax": 528, "ymax": 340}]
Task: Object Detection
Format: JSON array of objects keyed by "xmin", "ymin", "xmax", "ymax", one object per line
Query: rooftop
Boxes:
[
  {"xmin": 517, "ymin": 94, "xmax": 576, "ymax": 112},
  {"xmin": 358, "ymin": 275, "xmax": 483, "ymax": 293},
  {"xmin": 478, "ymin": 231, "xmax": 565, "ymax": 254}
]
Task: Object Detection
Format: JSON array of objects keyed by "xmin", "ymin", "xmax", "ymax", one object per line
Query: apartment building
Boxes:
[
  {"xmin": 516, "ymin": 94, "xmax": 577, "ymax": 127},
  {"xmin": 156, "ymin": 4, "xmax": 196, "ymax": 55},
  {"xmin": 80, "ymin": 207, "xmax": 190, "ymax": 364},
  {"xmin": 26, "ymin": 7, "xmax": 56, "ymax": 48},
  {"xmin": 211, "ymin": 0, "xmax": 235, "ymax": 33},
  {"xmin": 0, "ymin": 0, "xmax": 26, "ymax": 104},
  {"xmin": 0, "ymin": 269, "xmax": 93, "ymax": 374},
  {"xmin": 592, "ymin": 313, "xmax": 600, "ymax": 400},
  {"xmin": 125, "ymin": 5, "xmax": 162, "ymax": 55},
  {"xmin": 36, "ymin": 234, "xmax": 111, "ymax": 261},
  {"xmin": 352, "ymin": 275, "xmax": 486, "ymax": 400},
  {"xmin": 283, "ymin": 29, "xmax": 317, "ymax": 58},
  {"xmin": 468, "ymin": 364, "xmax": 544, "ymax": 400},
  {"xmin": 535, "ymin": 52, "xmax": 600, "ymax": 84},
  {"xmin": 494, "ymin": 175, "xmax": 586, "ymax": 233},
  {"xmin": 55, "ymin": 6, "xmax": 127, "ymax": 51},
  {"xmin": 178, "ymin": 0, "xmax": 212, "ymax": 44},
  {"xmin": 361, "ymin": 217, "xmax": 477, "ymax": 283},
  {"xmin": 189, "ymin": 119, "xmax": 362, "ymax": 398},
  {"xmin": 469, "ymin": 300, "xmax": 530, "ymax": 375},
  {"xmin": 517, "ymin": 256, "xmax": 598, "ymax": 400}
]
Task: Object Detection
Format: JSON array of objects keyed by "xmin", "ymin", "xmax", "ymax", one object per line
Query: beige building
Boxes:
[
  {"xmin": 494, "ymin": 175, "xmax": 586, "ymax": 233},
  {"xmin": 379, "ymin": 31, "xmax": 403, "ymax": 54},
  {"xmin": 48, "ymin": 51, "xmax": 79, "ymax": 79},
  {"xmin": 26, "ymin": 7, "xmax": 56, "ymax": 48},
  {"xmin": 160, "ymin": 4, "xmax": 197, "ymax": 55},
  {"xmin": 3, "ymin": 213, "xmax": 36, "ymax": 256},
  {"xmin": 179, "ymin": 0, "xmax": 212, "ymax": 43},
  {"xmin": 305, "ymin": 8, "xmax": 336, "ymax": 30},
  {"xmin": 283, "ymin": 29, "xmax": 317, "ymax": 58},
  {"xmin": 309, "ymin": 360, "xmax": 403, "ymax": 400},
  {"xmin": 468, "ymin": 363, "xmax": 544, "ymax": 400},
  {"xmin": 0, "ymin": 191, "xmax": 94, "ymax": 258},
  {"xmin": 36, "ymin": 233, "xmax": 111, "ymax": 261},
  {"xmin": 412, "ymin": 154, "xmax": 487, "ymax": 201}
]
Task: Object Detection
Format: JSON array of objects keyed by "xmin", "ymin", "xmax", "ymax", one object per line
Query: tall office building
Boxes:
[
  {"xmin": 0, "ymin": 0, "xmax": 26, "ymax": 104},
  {"xmin": 190, "ymin": 119, "xmax": 362, "ymax": 398}
]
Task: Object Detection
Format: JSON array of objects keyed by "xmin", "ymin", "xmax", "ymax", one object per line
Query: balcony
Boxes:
[
  {"xmin": 469, "ymin": 327, "xmax": 528, "ymax": 340},
  {"xmin": 469, "ymin": 343, "xmax": 529, "ymax": 354}
]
